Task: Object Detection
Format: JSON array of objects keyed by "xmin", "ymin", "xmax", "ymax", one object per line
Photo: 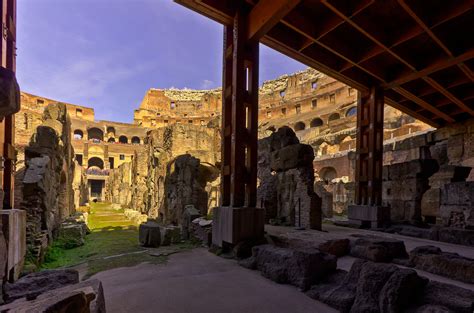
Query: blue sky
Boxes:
[{"xmin": 17, "ymin": 0, "xmax": 306, "ymax": 123}]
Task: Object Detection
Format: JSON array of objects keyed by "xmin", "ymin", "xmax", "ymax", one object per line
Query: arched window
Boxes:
[
  {"xmin": 108, "ymin": 137, "xmax": 115, "ymax": 143},
  {"xmin": 88, "ymin": 157, "xmax": 104, "ymax": 170},
  {"xmin": 131, "ymin": 136, "xmax": 140, "ymax": 144},
  {"xmin": 73, "ymin": 130, "xmax": 84, "ymax": 140},
  {"xmin": 294, "ymin": 121, "xmax": 306, "ymax": 131},
  {"xmin": 346, "ymin": 107, "xmax": 357, "ymax": 117},
  {"xmin": 310, "ymin": 118, "xmax": 323, "ymax": 128},
  {"xmin": 119, "ymin": 135, "xmax": 128, "ymax": 144},
  {"xmin": 319, "ymin": 167, "xmax": 337, "ymax": 184},
  {"xmin": 87, "ymin": 128, "xmax": 104, "ymax": 141},
  {"xmin": 328, "ymin": 113, "xmax": 340, "ymax": 123}
]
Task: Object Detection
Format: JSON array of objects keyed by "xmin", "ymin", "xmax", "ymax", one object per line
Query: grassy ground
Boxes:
[{"xmin": 42, "ymin": 202, "xmax": 193, "ymax": 278}]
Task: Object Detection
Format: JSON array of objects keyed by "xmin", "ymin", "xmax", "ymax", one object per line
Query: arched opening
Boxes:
[
  {"xmin": 346, "ymin": 107, "xmax": 357, "ymax": 117},
  {"xmin": 106, "ymin": 126, "xmax": 116, "ymax": 135},
  {"xmin": 294, "ymin": 121, "xmax": 306, "ymax": 131},
  {"xmin": 87, "ymin": 128, "xmax": 104, "ymax": 141},
  {"xmin": 119, "ymin": 135, "xmax": 128, "ymax": 144},
  {"xmin": 73, "ymin": 130, "xmax": 83, "ymax": 140},
  {"xmin": 87, "ymin": 157, "xmax": 104, "ymax": 170},
  {"xmin": 328, "ymin": 113, "xmax": 340, "ymax": 123},
  {"xmin": 319, "ymin": 167, "xmax": 337, "ymax": 184},
  {"xmin": 131, "ymin": 136, "xmax": 141, "ymax": 144},
  {"xmin": 108, "ymin": 137, "xmax": 116, "ymax": 143},
  {"xmin": 310, "ymin": 118, "xmax": 323, "ymax": 128}
]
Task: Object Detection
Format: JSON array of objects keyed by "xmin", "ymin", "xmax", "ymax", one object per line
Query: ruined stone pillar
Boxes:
[
  {"xmin": 213, "ymin": 5, "xmax": 264, "ymax": 248},
  {"xmin": 348, "ymin": 86, "xmax": 390, "ymax": 228}
]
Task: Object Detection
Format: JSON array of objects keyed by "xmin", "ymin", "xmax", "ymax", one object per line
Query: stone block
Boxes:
[
  {"xmin": 349, "ymin": 234, "xmax": 408, "ymax": 262},
  {"xmin": 409, "ymin": 245, "xmax": 474, "ymax": 284},
  {"xmin": 139, "ymin": 221, "xmax": 161, "ymax": 248},
  {"xmin": 57, "ymin": 223, "xmax": 85, "ymax": 249},
  {"xmin": 348, "ymin": 205, "xmax": 390, "ymax": 228},
  {"xmin": 1, "ymin": 279, "xmax": 105, "ymax": 313},
  {"xmin": 249, "ymin": 244, "xmax": 336, "ymax": 290},
  {"xmin": 4, "ymin": 269, "xmax": 79, "ymax": 303},
  {"xmin": 421, "ymin": 188, "xmax": 441, "ymax": 218},
  {"xmin": 438, "ymin": 227, "xmax": 474, "ymax": 246},
  {"xmin": 270, "ymin": 143, "xmax": 314, "ymax": 172},
  {"xmin": 212, "ymin": 206, "xmax": 264, "ymax": 247},
  {"xmin": 420, "ymin": 281, "xmax": 474, "ymax": 313},
  {"xmin": 161, "ymin": 226, "xmax": 181, "ymax": 246}
]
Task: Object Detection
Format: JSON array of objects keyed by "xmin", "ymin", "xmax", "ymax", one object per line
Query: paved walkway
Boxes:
[{"xmin": 93, "ymin": 248, "xmax": 337, "ymax": 313}]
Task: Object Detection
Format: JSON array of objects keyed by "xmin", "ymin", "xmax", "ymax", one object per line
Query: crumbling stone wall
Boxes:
[
  {"xmin": 258, "ymin": 127, "xmax": 321, "ymax": 230},
  {"xmin": 383, "ymin": 119, "xmax": 474, "ymax": 228},
  {"xmin": 17, "ymin": 103, "xmax": 79, "ymax": 262},
  {"xmin": 105, "ymin": 122, "xmax": 221, "ymax": 223}
]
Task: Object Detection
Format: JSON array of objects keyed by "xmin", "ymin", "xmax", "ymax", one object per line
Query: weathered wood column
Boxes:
[
  {"xmin": 213, "ymin": 5, "xmax": 264, "ymax": 248},
  {"xmin": 348, "ymin": 86, "xmax": 389, "ymax": 228}
]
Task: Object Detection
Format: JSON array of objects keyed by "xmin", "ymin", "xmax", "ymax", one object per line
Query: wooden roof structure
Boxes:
[{"xmin": 175, "ymin": 0, "xmax": 474, "ymax": 127}]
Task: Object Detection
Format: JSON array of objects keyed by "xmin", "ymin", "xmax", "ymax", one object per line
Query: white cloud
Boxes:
[{"xmin": 201, "ymin": 79, "xmax": 214, "ymax": 89}]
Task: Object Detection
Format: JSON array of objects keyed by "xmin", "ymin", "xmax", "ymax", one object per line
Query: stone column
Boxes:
[{"xmin": 212, "ymin": 5, "xmax": 264, "ymax": 248}]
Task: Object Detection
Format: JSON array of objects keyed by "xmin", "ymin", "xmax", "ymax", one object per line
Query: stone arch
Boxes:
[
  {"xmin": 346, "ymin": 106, "xmax": 357, "ymax": 117},
  {"xmin": 294, "ymin": 121, "xmax": 306, "ymax": 131},
  {"xmin": 310, "ymin": 118, "xmax": 323, "ymax": 128},
  {"xmin": 319, "ymin": 167, "xmax": 337, "ymax": 183},
  {"xmin": 119, "ymin": 135, "xmax": 128, "ymax": 144},
  {"xmin": 106, "ymin": 126, "xmax": 116, "ymax": 135},
  {"xmin": 88, "ymin": 127, "xmax": 104, "ymax": 141},
  {"xmin": 88, "ymin": 157, "xmax": 104, "ymax": 169},
  {"xmin": 131, "ymin": 136, "xmax": 141, "ymax": 144},
  {"xmin": 108, "ymin": 137, "xmax": 116, "ymax": 143},
  {"xmin": 328, "ymin": 113, "xmax": 340, "ymax": 123},
  {"xmin": 73, "ymin": 129, "xmax": 84, "ymax": 140}
]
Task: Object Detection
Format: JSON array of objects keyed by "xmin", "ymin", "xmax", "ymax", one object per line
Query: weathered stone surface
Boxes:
[
  {"xmin": 161, "ymin": 226, "xmax": 181, "ymax": 246},
  {"xmin": 437, "ymin": 227, "xmax": 474, "ymax": 246},
  {"xmin": 413, "ymin": 305, "xmax": 453, "ymax": 313},
  {"xmin": 247, "ymin": 244, "xmax": 336, "ymax": 290},
  {"xmin": 138, "ymin": 221, "xmax": 161, "ymax": 248},
  {"xmin": 409, "ymin": 245, "xmax": 474, "ymax": 284},
  {"xmin": 378, "ymin": 268, "xmax": 428, "ymax": 313},
  {"xmin": 1, "ymin": 279, "xmax": 105, "ymax": 313},
  {"xmin": 419, "ymin": 281, "xmax": 474, "ymax": 313},
  {"xmin": 350, "ymin": 235, "xmax": 408, "ymax": 262},
  {"xmin": 57, "ymin": 222, "xmax": 85, "ymax": 249},
  {"xmin": 258, "ymin": 127, "xmax": 321, "ymax": 230},
  {"xmin": 4, "ymin": 269, "xmax": 79, "ymax": 303}
]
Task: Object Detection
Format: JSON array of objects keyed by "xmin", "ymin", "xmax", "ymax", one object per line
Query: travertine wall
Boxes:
[
  {"xmin": 16, "ymin": 103, "xmax": 81, "ymax": 263},
  {"xmin": 381, "ymin": 119, "xmax": 474, "ymax": 227}
]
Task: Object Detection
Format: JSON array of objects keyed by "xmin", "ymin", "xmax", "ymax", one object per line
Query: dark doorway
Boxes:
[{"xmin": 90, "ymin": 179, "xmax": 104, "ymax": 200}]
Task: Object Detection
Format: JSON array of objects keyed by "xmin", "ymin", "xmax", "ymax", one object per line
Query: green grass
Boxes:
[{"xmin": 41, "ymin": 202, "xmax": 193, "ymax": 278}]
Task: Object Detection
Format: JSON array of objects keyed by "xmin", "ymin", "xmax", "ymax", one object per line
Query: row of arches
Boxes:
[
  {"xmin": 292, "ymin": 107, "xmax": 357, "ymax": 132},
  {"xmin": 73, "ymin": 128, "xmax": 141, "ymax": 144}
]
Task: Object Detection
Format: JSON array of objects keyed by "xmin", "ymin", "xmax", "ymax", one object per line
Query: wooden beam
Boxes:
[
  {"xmin": 423, "ymin": 77, "xmax": 474, "ymax": 116},
  {"xmin": 247, "ymin": 0, "xmax": 300, "ymax": 42},
  {"xmin": 174, "ymin": 0, "xmax": 234, "ymax": 25},
  {"xmin": 384, "ymin": 49, "xmax": 474, "ymax": 88},
  {"xmin": 392, "ymin": 87, "xmax": 455, "ymax": 123}
]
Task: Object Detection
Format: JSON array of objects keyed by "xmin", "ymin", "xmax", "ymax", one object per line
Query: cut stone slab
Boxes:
[
  {"xmin": 244, "ymin": 244, "xmax": 336, "ymax": 291},
  {"xmin": 57, "ymin": 223, "xmax": 85, "ymax": 249},
  {"xmin": 139, "ymin": 221, "xmax": 161, "ymax": 248},
  {"xmin": 161, "ymin": 226, "xmax": 181, "ymax": 246},
  {"xmin": 349, "ymin": 234, "xmax": 408, "ymax": 262},
  {"xmin": 409, "ymin": 245, "xmax": 474, "ymax": 284},
  {"xmin": 0, "ymin": 279, "xmax": 105, "ymax": 313},
  {"xmin": 4, "ymin": 269, "xmax": 79, "ymax": 303}
]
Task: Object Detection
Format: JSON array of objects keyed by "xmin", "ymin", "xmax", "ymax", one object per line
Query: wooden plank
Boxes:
[
  {"xmin": 423, "ymin": 77, "xmax": 474, "ymax": 116},
  {"xmin": 247, "ymin": 0, "xmax": 300, "ymax": 42}
]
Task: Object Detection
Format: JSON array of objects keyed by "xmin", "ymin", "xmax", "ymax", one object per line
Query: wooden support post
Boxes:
[
  {"xmin": 214, "ymin": 3, "xmax": 264, "ymax": 248},
  {"xmin": 349, "ymin": 86, "xmax": 389, "ymax": 228}
]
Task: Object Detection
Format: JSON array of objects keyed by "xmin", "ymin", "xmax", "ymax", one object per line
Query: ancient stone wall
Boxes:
[
  {"xmin": 16, "ymin": 103, "xmax": 80, "ymax": 263},
  {"xmin": 258, "ymin": 127, "xmax": 321, "ymax": 230},
  {"xmin": 382, "ymin": 118, "xmax": 474, "ymax": 227}
]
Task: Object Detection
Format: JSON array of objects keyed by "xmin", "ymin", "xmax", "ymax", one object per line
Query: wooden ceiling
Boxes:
[{"xmin": 175, "ymin": 0, "xmax": 474, "ymax": 127}]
